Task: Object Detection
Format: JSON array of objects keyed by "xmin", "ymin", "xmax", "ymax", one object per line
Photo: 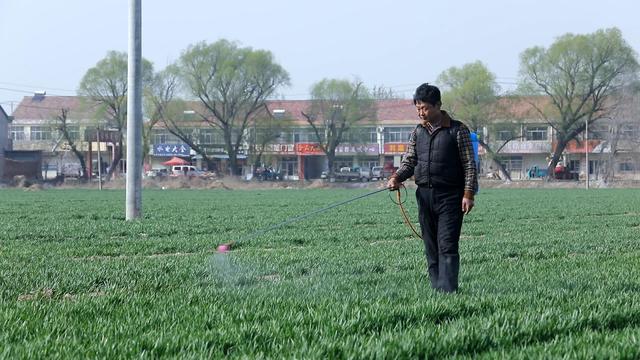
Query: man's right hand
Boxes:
[{"xmin": 387, "ymin": 176, "xmax": 400, "ymax": 191}]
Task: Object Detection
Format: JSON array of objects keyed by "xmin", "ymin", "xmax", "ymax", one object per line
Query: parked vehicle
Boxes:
[
  {"xmin": 170, "ymin": 165, "xmax": 205, "ymax": 177},
  {"xmin": 145, "ymin": 168, "xmax": 169, "ymax": 178},
  {"xmin": 333, "ymin": 167, "xmax": 371, "ymax": 182},
  {"xmin": 254, "ymin": 166, "xmax": 282, "ymax": 181},
  {"xmin": 61, "ymin": 163, "xmax": 84, "ymax": 178},
  {"xmin": 370, "ymin": 166, "xmax": 384, "ymax": 180},
  {"xmin": 381, "ymin": 164, "xmax": 398, "ymax": 178}
]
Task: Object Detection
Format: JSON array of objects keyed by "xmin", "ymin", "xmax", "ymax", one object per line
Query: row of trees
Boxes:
[
  {"xmin": 437, "ymin": 28, "xmax": 639, "ymax": 180},
  {"xmin": 66, "ymin": 40, "xmax": 382, "ymax": 178},
  {"xmin": 60, "ymin": 27, "xmax": 638, "ymax": 180}
]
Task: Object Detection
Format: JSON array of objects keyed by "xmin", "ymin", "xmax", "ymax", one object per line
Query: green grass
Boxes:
[{"xmin": 1, "ymin": 187, "xmax": 639, "ymax": 358}]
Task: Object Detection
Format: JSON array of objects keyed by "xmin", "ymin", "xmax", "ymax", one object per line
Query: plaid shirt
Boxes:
[{"xmin": 394, "ymin": 111, "xmax": 478, "ymax": 200}]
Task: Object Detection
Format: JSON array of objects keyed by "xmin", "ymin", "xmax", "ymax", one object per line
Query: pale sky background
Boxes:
[{"xmin": 1, "ymin": 0, "xmax": 639, "ymax": 114}]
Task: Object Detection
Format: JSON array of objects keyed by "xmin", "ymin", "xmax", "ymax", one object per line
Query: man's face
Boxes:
[{"xmin": 415, "ymin": 100, "xmax": 440, "ymax": 122}]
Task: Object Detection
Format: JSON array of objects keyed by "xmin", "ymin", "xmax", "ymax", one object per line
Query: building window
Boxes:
[
  {"xmin": 589, "ymin": 160, "xmax": 604, "ymax": 175},
  {"xmin": 66, "ymin": 126, "xmax": 80, "ymax": 141},
  {"xmin": 621, "ymin": 124, "xmax": 639, "ymax": 138},
  {"xmin": 30, "ymin": 126, "xmax": 52, "ymax": 141},
  {"xmin": 369, "ymin": 128, "xmax": 377, "ymax": 143},
  {"xmin": 496, "ymin": 129, "xmax": 513, "ymax": 141},
  {"xmin": 569, "ymin": 160, "xmax": 580, "ymax": 173},
  {"xmin": 152, "ymin": 130, "xmax": 170, "ymax": 144},
  {"xmin": 200, "ymin": 129, "xmax": 223, "ymax": 144},
  {"xmin": 280, "ymin": 157, "xmax": 298, "ymax": 176},
  {"xmin": 10, "ymin": 126, "xmax": 25, "ymax": 141},
  {"xmin": 525, "ymin": 126, "xmax": 547, "ymax": 141},
  {"xmin": 589, "ymin": 124, "xmax": 609, "ymax": 140},
  {"xmin": 619, "ymin": 160, "xmax": 635, "ymax": 172},
  {"xmin": 293, "ymin": 129, "xmax": 313, "ymax": 143},
  {"xmin": 385, "ymin": 127, "xmax": 413, "ymax": 143},
  {"xmin": 504, "ymin": 156, "xmax": 523, "ymax": 174},
  {"xmin": 153, "ymin": 129, "xmax": 183, "ymax": 144},
  {"xmin": 361, "ymin": 160, "xmax": 379, "ymax": 170},
  {"xmin": 343, "ymin": 127, "xmax": 376, "ymax": 144}
]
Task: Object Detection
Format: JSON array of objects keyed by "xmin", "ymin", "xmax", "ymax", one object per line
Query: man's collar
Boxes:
[
  {"xmin": 420, "ymin": 110, "xmax": 452, "ymax": 128},
  {"xmin": 440, "ymin": 110, "xmax": 452, "ymax": 128}
]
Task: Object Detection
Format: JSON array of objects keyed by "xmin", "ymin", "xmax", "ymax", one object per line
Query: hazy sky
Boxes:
[{"xmin": 1, "ymin": 0, "xmax": 639, "ymax": 114}]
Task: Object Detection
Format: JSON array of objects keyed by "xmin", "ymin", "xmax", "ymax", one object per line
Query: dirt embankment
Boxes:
[{"xmin": 3, "ymin": 175, "xmax": 639, "ymax": 190}]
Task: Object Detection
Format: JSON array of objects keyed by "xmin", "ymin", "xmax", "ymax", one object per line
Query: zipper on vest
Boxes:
[{"xmin": 427, "ymin": 128, "xmax": 435, "ymax": 188}]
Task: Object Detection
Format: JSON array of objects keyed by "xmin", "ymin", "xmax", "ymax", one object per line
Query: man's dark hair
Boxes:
[{"xmin": 413, "ymin": 83, "xmax": 441, "ymax": 106}]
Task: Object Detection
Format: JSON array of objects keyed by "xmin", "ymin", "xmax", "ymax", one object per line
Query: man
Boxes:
[{"xmin": 387, "ymin": 83, "xmax": 478, "ymax": 293}]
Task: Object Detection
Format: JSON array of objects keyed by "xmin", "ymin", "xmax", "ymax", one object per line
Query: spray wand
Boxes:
[{"xmin": 217, "ymin": 187, "xmax": 390, "ymax": 253}]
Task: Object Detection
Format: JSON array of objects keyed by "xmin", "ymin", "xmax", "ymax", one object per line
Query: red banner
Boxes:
[
  {"xmin": 384, "ymin": 143, "xmax": 408, "ymax": 154},
  {"xmin": 295, "ymin": 143, "xmax": 324, "ymax": 155},
  {"xmin": 558, "ymin": 139, "xmax": 601, "ymax": 153}
]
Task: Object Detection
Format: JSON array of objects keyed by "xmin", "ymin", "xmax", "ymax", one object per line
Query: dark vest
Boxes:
[{"xmin": 414, "ymin": 120, "xmax": 464, "ymax": 188}]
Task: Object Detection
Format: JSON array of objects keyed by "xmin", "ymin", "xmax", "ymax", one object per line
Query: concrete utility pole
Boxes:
[
  {"xmin": 126, "ymin": 0, "xmax": 142, "ymax": 219},
  {"xmin": 97, "ymin": 129, "xmax": 103, "ymax": 191},
  {"xmin": 585, "ymin": 119, "xmax": 589, "ymax": 190}
]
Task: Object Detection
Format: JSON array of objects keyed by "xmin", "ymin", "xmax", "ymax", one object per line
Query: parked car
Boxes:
[
  {"xmin": 145, "ymin": 168, "xmax": 169, "ymax": 178},
  {"xmin": 170, "ymin": 165, "xmax": 205, "ymax": 177},
  {"xmin": 334, "ymin": 167, "xmax": 371, "ymax": 182},
  {"xmin": 381, "ymin": 164, "xmax": 398, "ymax": 178},
  {"xmin": 370, "ymin": 166, "xmax": 384, "ymax": 180},
  {"xmin": 254, "ymin": 166, "xmax": 282, "ymax": 181}
]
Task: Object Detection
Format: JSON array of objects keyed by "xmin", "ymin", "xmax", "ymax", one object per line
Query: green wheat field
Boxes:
[{"xmin": 1, "ymin": 187, "xmax": 639, "ymax": 358}]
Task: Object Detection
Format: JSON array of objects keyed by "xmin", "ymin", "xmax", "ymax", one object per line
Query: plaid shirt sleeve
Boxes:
[
  {"xmin": 457, "ymin": 124, "xmax": 478, "ymax": 200},
  {"xmin": 393, "ymin": 128, "xmax": 417, "ymax": 182}
]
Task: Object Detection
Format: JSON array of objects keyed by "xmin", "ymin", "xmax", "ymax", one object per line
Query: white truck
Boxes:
[{"xmin": 333, "ymin": 167, "xmax": 372, "ymax": 182}]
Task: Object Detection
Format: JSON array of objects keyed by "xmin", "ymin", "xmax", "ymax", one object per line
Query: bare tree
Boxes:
[
  {"xmin": 518, "ymin": 28, "xmax": 639, "ymax": 178},
  {"xmin": 144, "ymin": 65, "xmax": 217, "ymax": 169},
  {"xmin": 301, "ymin": 79, "xmax": 376, "ymax": 175},
  {"xmin": 247, "ymin": 104, "xmax": 292, "ymax": 171},
  {"xmin": 177, "ymin": 40, "xmax": 290, "ymax": 176},
  {"xmin": 78, "ymin": 51, "xmax": 153, "ymax": 177},
  {"xmin": 53, "ymin": 108, "xmax": 87, "ymax": 179},
  {"xmin": 438, "ymin": 61, "xmax": 524, "ymax": 180}
]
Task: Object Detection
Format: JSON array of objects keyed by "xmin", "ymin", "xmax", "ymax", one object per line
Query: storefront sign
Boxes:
[
  {"xmin": 501, "ymin": 141, "xmax": 552, "ymax": 154},
  {"xmin": 84, "ymin": 129, "xmax": 120, "ymax": 143},
  {"xmin": 335, "ymin": 144, "xmax": 379, "ymax": 155},
  {"xmin": 384, "ymin": 143, "xmax": 408, "ymax": 154},
  {"xmin": 561, "ymin": 139, "xmax": 601, "ymax": 154},
  {"xmin": 294, "ymin": 143, "xmax": 378, "ymax": 155},
  {"xmin": 295, "ymin": 143, "xmax": 324, "ymax": 155},
  {"xmin": 153, "ymin": 143, "xmax": 191, "ymax": 156},
  {"xmin": 262, "ymin": 144, "xmax": 295, "ymax": 154}
]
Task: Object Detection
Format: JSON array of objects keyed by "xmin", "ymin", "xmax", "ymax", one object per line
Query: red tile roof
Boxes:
[
  {"xmin": 12, "ymin": 96, "xmax": 101, "ymax": 121},
  {"xmin": 264, "ymin": 99, "xmax": 419, "ymax": 126},
  {"xmin": 11, "ymin": 95, "xmax": 550, "ymax": 125}
]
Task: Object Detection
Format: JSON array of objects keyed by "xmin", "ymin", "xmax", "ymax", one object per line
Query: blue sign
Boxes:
[
  {"xmin": 470, "ymin": 132, "xmax": 480, "ymax": 194},
  {"xmin": 470, "ymin": 132, "xmax": 479, "ymax": 167},
  {"xmin": 153, "ymin": 143, "xmax": 191, "ymax": 156}
]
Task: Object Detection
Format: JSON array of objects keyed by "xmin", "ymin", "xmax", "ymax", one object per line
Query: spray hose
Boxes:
[
  {"xmin": 390, "ymin": 184, "xmax": 422, "ymax": 240},
  {"xmin": 217, "ymin": 185, "xmax": 422, "ymax": 252}
]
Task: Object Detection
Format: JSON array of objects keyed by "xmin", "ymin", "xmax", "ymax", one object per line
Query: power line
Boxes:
[
  {"xmin": 0, "ymin": 86, "xmax": 69, "ymax": 97},
  {"xmin": 0, "ymin": 81, "xmax": 76, "ymax": 93}
]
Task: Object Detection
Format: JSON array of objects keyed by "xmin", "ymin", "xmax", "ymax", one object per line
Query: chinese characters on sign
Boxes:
[
  {"xmin": 153, "ymin": 143, "xmax": 191, "ymax": 156},
  {"xmin": 383, "ymin": 143, "xmax": 408, "ymax": 154},
  {"xmin": 501, "ymin": 141, "xmax": 552, "ymax": 154},
  {"xmin": 334, "ymin": 144, "xmax": 378, "ymax": 154},
  {"xmin": 295, "ymin": 143, "xmax": 324, "ymax": 155},
  {"xmin": 262, "ymin": 144, "xmax": 295, "ymax": 154},
  {"xmin": 295, "ymin": 143, "xmax": 379, "ymax": 155}
]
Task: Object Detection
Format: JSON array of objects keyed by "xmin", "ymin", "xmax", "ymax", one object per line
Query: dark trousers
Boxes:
[{"xmin": 416, "ymin": 186, "xmax": 464, "ymax": 292}]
